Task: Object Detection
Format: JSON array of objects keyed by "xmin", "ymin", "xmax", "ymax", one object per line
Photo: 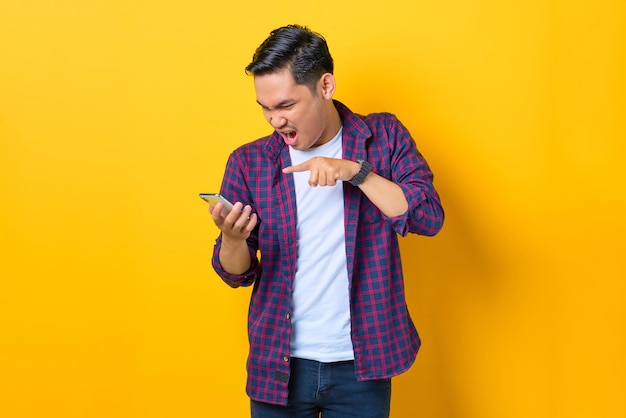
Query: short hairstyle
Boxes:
[{"xmin": 245, "ymin": 24, "xmax": 334, "ymax": 90}]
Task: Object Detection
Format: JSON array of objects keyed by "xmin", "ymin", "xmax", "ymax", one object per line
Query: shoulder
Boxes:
[
  {"xmin": 232, "ymin": 135, "xmax": 270, "ymax": 154},
  {"xmin": 362, "ymin": 111, "xmax": 402, "ymax": 130},
  {"xmin": 335, "ymin": 100, "xmax": 404, "ymax": 136},
  {"xmin": 230, "ymin": 133, "xmax": 282, "ymax": 160}
]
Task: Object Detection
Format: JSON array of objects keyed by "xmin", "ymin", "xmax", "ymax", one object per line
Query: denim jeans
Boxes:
[{"xmin": 250, "ymin": 358, "xmax": 391, "ymax": 418}]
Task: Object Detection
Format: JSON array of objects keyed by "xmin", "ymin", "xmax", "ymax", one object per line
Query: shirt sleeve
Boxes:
[
  {"xmin": 212, "ymin": 239, "xmax": 260, "ymax": 288},
  {"xmin": 383, "ymin": 114, "xmax": 445, "ymax": 237},
  {"xmin": 211, "ymin": 150, "xmax": 262, "ymax": 287}
]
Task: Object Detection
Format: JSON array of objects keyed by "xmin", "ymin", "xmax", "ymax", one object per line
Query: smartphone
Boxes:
[{"xmin": 199, "ymin": 193, "xmax": 234, "ymax": 215}]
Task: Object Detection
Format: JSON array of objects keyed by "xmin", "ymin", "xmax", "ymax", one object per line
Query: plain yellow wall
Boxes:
[{"xmin": 1, "ymin": 1, "xmax": 624, "ymax": 417}]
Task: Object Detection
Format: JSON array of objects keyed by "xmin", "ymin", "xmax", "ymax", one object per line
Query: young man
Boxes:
[{"xmin": 209, "ymin": 24, "xmax": 444, "ymax": 418}]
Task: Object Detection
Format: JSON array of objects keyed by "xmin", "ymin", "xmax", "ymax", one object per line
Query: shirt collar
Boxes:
[{"xmin": 263, "ymin": 100, "xmax": 372, "ymax": 161}]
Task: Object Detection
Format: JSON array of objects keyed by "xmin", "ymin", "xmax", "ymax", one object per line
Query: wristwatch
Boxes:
[{"xmin": 347, "ymin": 159, "xmax": 373, "ymax": 186}]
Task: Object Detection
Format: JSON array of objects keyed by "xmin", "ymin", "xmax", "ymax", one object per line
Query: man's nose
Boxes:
[{"xmin": 269, "ymin": 114, "xmax": 287, "ymax": 129}]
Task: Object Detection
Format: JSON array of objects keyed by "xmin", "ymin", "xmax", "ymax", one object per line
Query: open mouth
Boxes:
[{"xmin": 283, "ymin": 131, "xmax": 297, "ymax": 146}]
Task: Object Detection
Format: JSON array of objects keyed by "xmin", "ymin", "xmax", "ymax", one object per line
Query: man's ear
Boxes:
[{"xmin": 319, "ymin": 73, "xmax": 336, "ymax": 99}]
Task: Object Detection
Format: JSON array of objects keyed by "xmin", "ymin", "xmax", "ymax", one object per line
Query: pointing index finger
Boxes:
[{"xmin": 282, "ymin": 160, "xmax": 310, "ymax": 174}]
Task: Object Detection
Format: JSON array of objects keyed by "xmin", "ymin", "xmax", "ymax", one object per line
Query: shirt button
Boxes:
[
  {"xmin": 286, "ymin": 313, "xmax": 291, "ymax": 319},
  {"xmin": 283, "ymin": 356, "xmax": 289, "ymax": 362}
]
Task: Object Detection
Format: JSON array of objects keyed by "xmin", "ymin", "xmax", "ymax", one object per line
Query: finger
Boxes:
[
  {"xmin": 325, "ymin": 174, "xmax": 337, "ymax": 186},
  {"xmin": 221, "ymin": 202, "xmax": 243, "ymax": 226},
  {"xmin": 244, "ymin": 213, "xmax": 258, "ymax": 232},
  {"xmin": 282, "ymin": 160, "xmax": 310, "ymax": 174},
  {"xmin": 210, "ymin": 202, "xmax": 225, "ymax": 221},
  {"xmin": 317, "ymin": 169, "xmax": 327, "ymax": 187},
  {"xmin": 322, "ymin": 169, "xmax": 338, "ymax": 186},
  {"xmin": 234, "ymin": 205, "xmax": 254, "ymax": 227},
  {"xmin": 308, "ymin": 169, "xmax": 319, "ymax": 187}
]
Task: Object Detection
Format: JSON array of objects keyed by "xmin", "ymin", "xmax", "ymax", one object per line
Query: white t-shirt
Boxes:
[{"xmin": 288, "ymin": 128, "xmax": 354, "ymax": 362}]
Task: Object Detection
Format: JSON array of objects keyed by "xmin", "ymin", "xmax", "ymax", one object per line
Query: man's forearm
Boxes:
[
  {"xmin": 218, "ymin": 236, "xmax": 253, "ymax": 275},
  {"xmin": 358, "ymin": 172, "xmax": 409, "ymax": 218}
]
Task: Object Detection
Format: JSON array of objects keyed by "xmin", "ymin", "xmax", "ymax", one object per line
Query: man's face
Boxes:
[{"xmin": 254, "ymin": 68, "xmax": 334, "ymax": 151}]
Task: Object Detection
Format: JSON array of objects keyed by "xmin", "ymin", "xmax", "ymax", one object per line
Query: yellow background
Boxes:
[{"xmin": 1, "ymin": 1, "xmax": 624, "ymax": 417}]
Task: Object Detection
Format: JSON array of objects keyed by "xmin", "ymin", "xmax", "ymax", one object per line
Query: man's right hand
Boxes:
[{"xmin": 210, "ymin": 201, "xmax": 258, "ymax": 241}]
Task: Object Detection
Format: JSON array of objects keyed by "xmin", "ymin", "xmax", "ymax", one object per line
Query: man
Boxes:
[{"xmin": 209, "ymin": 24, "xmax": 444, "ymax": 418}]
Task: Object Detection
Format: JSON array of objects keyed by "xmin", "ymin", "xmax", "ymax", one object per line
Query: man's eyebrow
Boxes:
[{"xmin": 256, "ymin": 99, "xmax": 295, "ymax": 110}]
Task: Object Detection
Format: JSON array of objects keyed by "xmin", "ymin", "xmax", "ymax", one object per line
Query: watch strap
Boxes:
[{"xmin": 347, "ymin": 159, "xmax": 372, "ymax": 186}]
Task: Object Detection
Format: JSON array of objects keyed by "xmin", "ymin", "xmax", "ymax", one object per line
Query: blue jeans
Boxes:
[{"xmin": 250, "ymin": 358, "xmax": 391, "ymax": 418}]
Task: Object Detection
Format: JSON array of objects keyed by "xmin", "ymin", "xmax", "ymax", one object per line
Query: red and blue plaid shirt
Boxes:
[{"xmin": 212, "ymin": 101, "xmax": 444, "ymax": 405}]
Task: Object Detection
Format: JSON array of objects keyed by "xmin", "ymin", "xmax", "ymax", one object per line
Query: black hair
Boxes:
[{"xmin": 245, "ymin": 24, "xmax": 334, "ymax": 90}]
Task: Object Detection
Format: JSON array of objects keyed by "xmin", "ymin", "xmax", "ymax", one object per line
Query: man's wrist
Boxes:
[{"xmin": 347, "ymin": 159, "xmax": 372, "ymax": 186}]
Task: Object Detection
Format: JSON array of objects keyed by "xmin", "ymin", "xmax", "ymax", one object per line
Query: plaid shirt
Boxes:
[{"xmin": 212, "ymin": 101, "xmax": 444, "ymax": 406}]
